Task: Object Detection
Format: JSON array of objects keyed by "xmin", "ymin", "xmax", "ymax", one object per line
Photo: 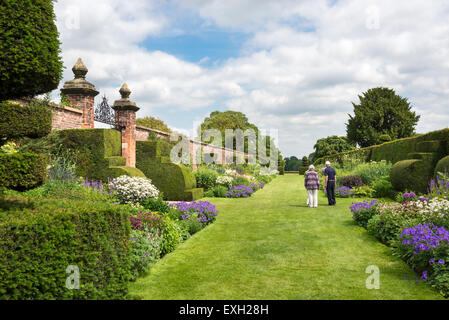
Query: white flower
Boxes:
[
  {"xmin": 216, "ymin": 175, "xmax": 234, "ymax": 187},
  {"xmin": 110, "ymin": 175, "xmax": 159, "ymax": 204}
]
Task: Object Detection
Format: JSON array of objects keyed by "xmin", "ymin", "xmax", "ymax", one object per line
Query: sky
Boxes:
[{"xmin": 52, "ymin": 0, "xmax": 449, "ymax": 157}]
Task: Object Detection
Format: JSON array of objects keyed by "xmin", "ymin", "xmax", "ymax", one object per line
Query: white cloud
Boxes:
[{"xmin": 52, "ymin": 0, "xmax": 449, "ymax": 157}]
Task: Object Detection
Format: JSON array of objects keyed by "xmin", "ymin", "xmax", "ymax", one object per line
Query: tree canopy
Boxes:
[
  {"xmin": 0, "ymin": 0, "xmax": 63, "ymax": 101},
  {"xmin": 284, "ymin": 156, "xmax": 302, "ymax": 171},
  {"xmin": 346, "ymin": 87, "xmax": 420, "ymax": 147},
  {"xmin": 136, "ymin": 116, "xmax": 172, "ymax": 133},
  {"xmin": 312, "ymin": 135, "xmax": 355, "ymax": 161}
]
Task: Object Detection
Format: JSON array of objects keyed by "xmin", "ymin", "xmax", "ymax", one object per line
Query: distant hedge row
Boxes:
[
  {"xmin": 314, "ymin": 128, "xmax": 449, "ymax": 167},
  {"xmin": 0, "ymin": 197, "xmax": 131, "ymax": 300}
]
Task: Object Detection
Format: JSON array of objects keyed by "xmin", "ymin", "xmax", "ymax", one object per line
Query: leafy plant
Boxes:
[
  {"xmin": 353, "ymin": 160, "xmax": 392, "ymax": 185},
  {"xmin": 194, "ymin": 168, "xmax": 219, "ymax": 190},
  {"xmin": 129, "ymin": 228, "xmax": 162, "ymax": 281},
  {"xmin": 372, "ymin": 179, "xmax": 395, "ymax": 198},
  {"xmin": 140, "ymin": 195, "xmax": 170, "ymax": 213},
  {"xmin": 338, "ymin": 175, "xmax": 364, "ymax": 188}
]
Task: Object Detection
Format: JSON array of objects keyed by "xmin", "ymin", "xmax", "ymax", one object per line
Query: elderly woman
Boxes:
[{"xmin": 304, "ymin": 164, "xmax": 320, "ymax": 208}]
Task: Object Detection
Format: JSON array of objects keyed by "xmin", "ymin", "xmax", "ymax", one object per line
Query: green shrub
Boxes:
[
  {"xmin": 352, "ymin": 185, "xmax": 375, "ymax": 198},
  {"xmin": 186, "ymin": 215, "xmax": 203, "ymax": 235},
  {"xmin": 140, "ymin": 195, "xmax": 170, "ymax": 213},
  {"xmin": 232, "ymin": 176, "xmax": 251, "ymax": 186},
  {"xmin": 0, "ymin": 153, "xmax": 47, "ymax": 191},
  {"xmin": 174, "ymin": 220, "xmax": 191, "ymax": 241},
  {"xmin": 390, "ymin": 159, "xmax": 433, "ymax": 194},
  {"xmin": 0, "ymin": 197, "xmax": 131, "ymax": 299},
  {"xmin": 129, "ymin": 229, "xmax": 162, "ymax": 281},
  {"xmin": 353, "ymin": 161, "xmax": 392, "ymax": 185},
  {"xmin": 161, "ymin": 218, "xmax": 183, "ymax": 256},
  {"xmin": 194, "ymin": 168, "xmax": 219, "ymax": 190},
  {"xmin": 372, "ymin": 179, "xmax": 395, "ymax": 198},
  {"xmin": 205, "ymin": 185, "xmax": 228, "ymax": 198},
  {"xmin": 0, "ymin": 101, "xmax": 52, "ymax": 140},
  {"xmin": 0, "ymin": 0, "xmax": 63, "ymax": 101},
  {"xmin": 338, "ymin": 175, "xmax": 364, "ymax": 188},
  {"xmin": 366, "ymin": 213, "xmax": 419, "ymax": 245}
]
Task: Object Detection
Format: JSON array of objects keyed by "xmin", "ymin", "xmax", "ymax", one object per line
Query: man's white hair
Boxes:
[{"xmin": 325, "ymin": 161, "xmax": 331, "ymax": 165}]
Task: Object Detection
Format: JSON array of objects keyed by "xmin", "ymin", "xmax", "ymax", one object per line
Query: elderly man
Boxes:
[{"xmin": 324, "ymin": 161, "xmax": 337, "ymax": 206}]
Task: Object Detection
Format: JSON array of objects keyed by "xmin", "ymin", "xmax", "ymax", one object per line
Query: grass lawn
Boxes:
[{"xmin": 128, "ymin": 174, "xmax": 444, "ymax": 299}]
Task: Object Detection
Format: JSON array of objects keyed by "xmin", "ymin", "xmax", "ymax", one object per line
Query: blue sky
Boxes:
[{"xmin": 54, "ymin": 0, "xmax": 449, "ymax": 157}]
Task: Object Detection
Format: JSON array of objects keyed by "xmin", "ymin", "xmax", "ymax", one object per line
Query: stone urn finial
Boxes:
[
  {"xmin": 72, "ymin": 58, "xmax": 88, "ymax": 79},
  {"xmin": 119, "ymin": 83, "xmax": 131, "ymax": 99}
]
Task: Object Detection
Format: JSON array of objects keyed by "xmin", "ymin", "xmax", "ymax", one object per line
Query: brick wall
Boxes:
[{"xmin": 51, "ymin": 104, "xmax": 83, "ymax": 130}]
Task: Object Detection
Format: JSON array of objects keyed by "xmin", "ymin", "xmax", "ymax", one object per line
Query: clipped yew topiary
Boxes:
[
  {"xmin": 298, "ymin": 156, "xmax": 309, "ymax": 175},
  {"xmin": 0, "ymin": 153, "xmax": 47, "ymax": 191},
  {"xmin": 0, "ymin": 101, "xmax": 52, "ymax": 140},
  {"xmin": 0, "ymin": 0, "xmax": 63, "ymax": 101},
  {"xmin": 0, "ymin": 197, "xmax": 131, "ymax": 299},
  {"xmin": 390, "ymin": 159, "xmax": 433, "ymax": 193},
  {"xmin": 434, "ymin": 155, "xmax": 449, "ymax": 177},
  {"xmin": 136, "ymin": 140, "xmax": 203, "ymax": 201}
]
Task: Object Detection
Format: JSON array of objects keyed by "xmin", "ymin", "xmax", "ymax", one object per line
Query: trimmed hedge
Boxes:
[
  {"xmin": 435, "ymin": 155, "xmax": 449, "ymax": 177},
  {"xmin": 314, "ymin": 128, "xmax": 449, "ymax": 167},
  {"xmin": 0, "ymin": 153, "xmax": 47, "ymax": 191},
  {"xmin": 136, "ymin": 140, "xmax": 203, "ymax": 201},
  {"xmin": 0, "ymin": 197, "xmax": 131, "ymax": 299},
  {"xmin": 390, "ymin": 159, "xmax": 433, "ymax": 193},
  {"xmin": 0, "ymin": 101, "xmax": 52, "ymax": 140},
  {"xmin": 49, "ymin": 129, "xmax": 144, "ymax": 182}
]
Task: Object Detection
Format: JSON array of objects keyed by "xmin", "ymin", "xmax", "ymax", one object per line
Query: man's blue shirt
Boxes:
[{"xmin": 324, "ymin": 166, "xmax": 336, "ymax": 180}]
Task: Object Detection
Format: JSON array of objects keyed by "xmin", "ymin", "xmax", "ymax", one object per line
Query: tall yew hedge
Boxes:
[{"xmin": 0, "ymin": 0, "xmax": 63, "ymax": 101}]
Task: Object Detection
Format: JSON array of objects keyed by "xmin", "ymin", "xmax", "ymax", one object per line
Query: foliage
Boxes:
[
  {"xmin": 0, "ymin": 197, "xmax": 131, "ymax": 299},
  {"xmin": 194, "ymin": 168, "xmax": 219, "ymax": 190},
  {"xmin": 129, "ymin": 229, "xmax": 162, "ymax": 281},
  {"xmin": 351, "ymin": 185, "xmax": 375, "ymax": 198},
  {"xmin": 0, "ymin": 101, "xmax": 52, "ymax": 141},
  {"xmin": 216, "ymin": 175, "xmax": 234, "ymax": 188},
  {"xmin": 231, "ymin": 175, "xmax": 251, "ymax": 187},
  {"xmin": 284, "ymin": 156, "xmax": 302, "ymax": 171},
  {"xmin": 200, "ymin": 110, "xmax": 260, "ymax": 152},
  {"xmin": 0, "ymin": 153, "xmax": 47, "ymax": 191},
  {"xmin": 47, "ymin": 147, "xmax": 78, "ymax": 182},
  {"xmin": 313, "ymin": 135, "xmax": 356, "ymax": 160},
  {"xmin": 0, "ymin": 0, "xmax": 63, "ymax": 101},
  {"xmin": 161, "ymin": 218, "xmax": 183, "ymax": 256},
  {"xmin": 140, "ymin": 196, "xmax": 170, "ymax": 213},
  {"xmin": 204, "ymin": 185, "xmax": 228, "ymax": 198},
  {"xmin": 372, "ymin": 179, "xmax": 395, "ymax": 199},
  {"xmin": 338, "ymin": 175, "xmax": 364, "ymax": 188},
  {"xmin": 0, "ymin": 141, "xmax": 18, "ymax": 154},
  {"xmin": 350, "ymin": 200, "xmax": 379, "ymax": 228},
  {"xmin": 346, "ymin": 87, "xmax": 420, "ymax": 147},
  {"xmin": 109, "ymin": 176, "xmax": 159, "ymax": 204},
  {"xmin": 136, "ymin": 116, "xmax": 172, "ymax": 133},
  {"xmin": 353, "ymin": 160, "xmax": 392, "ymax": 185}
]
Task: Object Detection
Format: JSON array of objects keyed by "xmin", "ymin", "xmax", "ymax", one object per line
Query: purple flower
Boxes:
[
  {"xmin": 429, "ymin": 258, "xmax": 435, "ymax": 264},
  {"xmin": 438, "ymin": 259, "xmax": 445, "ymax": 264},
  {"xmin": 421, "ymin": 271, "xmax": 428, "ymax": 281}
]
